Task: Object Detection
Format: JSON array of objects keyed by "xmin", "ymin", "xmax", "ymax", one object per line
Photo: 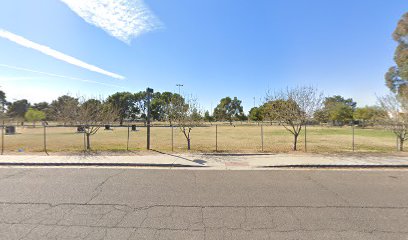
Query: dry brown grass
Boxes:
[{"xmin": 0, "ymin": 124, "xmax": 399, "ymax": 154}]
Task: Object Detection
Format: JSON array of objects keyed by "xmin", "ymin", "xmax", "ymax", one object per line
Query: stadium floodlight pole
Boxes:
[
  {"xmin": 176, "ymin": 84, "xmax": 183, "ymax": 95},
  {"xmin": 146, "ymin": 87, "xmax": 154, "ymax": 150}
]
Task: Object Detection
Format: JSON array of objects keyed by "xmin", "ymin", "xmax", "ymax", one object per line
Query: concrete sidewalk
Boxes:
[{"xmin": 0, "ymin": 152, "xmax": 408, "ymax": 169}]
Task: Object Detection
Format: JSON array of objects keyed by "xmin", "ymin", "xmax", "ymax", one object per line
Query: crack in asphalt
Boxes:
[
  {"xmin": 304, "ymin": 175, "xmax": 351, "ymax": 205},
  {"xmin": 2, "ymin": 222, "xmax": 408, "ymax": 234},
  {"xmin": 2, "ymin": 203, "xmax": 408, "ymax": 235},
  {"xmin": 0, "ymin": 169, "xmax": 32, "ymax": 181},
  {"xmin": 86, "ymin": 169, "xmax": 127, "ymax": 204},
  {"xmin": 1, "ymin": 202, "xmax": 408, "ymax": 210}
]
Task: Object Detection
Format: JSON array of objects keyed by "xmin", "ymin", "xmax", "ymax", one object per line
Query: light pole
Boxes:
[
  {"xmin": 176, "ymin": 84, "xmax": 183, "ymax": 95},
  {"xmin": 146, "ymin": 87, "xmax": 154, "ymax": 150}
]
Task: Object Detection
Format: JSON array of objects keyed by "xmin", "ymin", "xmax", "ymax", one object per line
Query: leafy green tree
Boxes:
[
  {"xmin": 249, "ymin": 107, "xmax": 264, "ymax": 122},
  {"xmin": 32, "ymin": 102, "xmax": 49, "ymax": 111},
  {"xmin": 24, "ymin": 108, "xmax": 46, "ymax": 126},
  {"xmin": 165, "ymin": 93, "xmax": 185, "ymax": 125},
  {"xmin": 313, "ymin": 109, "xmax": 329, "ymax": 123},
  {"xmin": 328, "ymin": 102, "xmax": 354, "ymax": 124},
  {"xmin": 353, "ymin": 106, "xmax": 387, "ymax": 127},
  {"xmin": 213, "ymin": 97, "xmax": 244, "ymax": 125},
  {"xmin": 386, "ymin": 13, "xmax": 408, "ymax": 97},
  {"xmin": 7, "ymin": 99, "xmax": 30, "ymax": 119},
  {"xmin": 150, "ymin": 92, "xmax": 166, "ymax": 121},
  {"xmin": 204, "ymin": 110, "xmax": 215, "ymax": 123},
  {"xmin": 107, "ymin": 92, "xmax": 137, "ymax": 125},
  {"xmin": 134, "ymin": 91, "xmax": 149, "ymax": 121},
  {"xmin": 0, "ymin": 90, "xmax": 8, "ymax": 115},
  {"xmin": 49, "ymin": 95, "xmax": 79, "ymax": 124},
  {"xmin": 236, "ymin": 113, "xmax": 248, "ymax": 122},
  {"xmin": 151, "ymin": 92, "xmax": 185, "ymax": 123},
  {"xmin": 314, "ymin": 95, "xmax": 356, "ymax": 125},
  {"xmin": 0, "ymin": 90, "xmax": 9, "ymax": 120}
]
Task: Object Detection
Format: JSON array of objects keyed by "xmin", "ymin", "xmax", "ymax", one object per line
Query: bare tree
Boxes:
[
  {"xmin": 77, "ymin": 98, "xmax": 117, "ymax": 151},
  {"xmin": 172, "ymin": 98, "xmax": 202, "ymax": 150},
  {"xmin": 378, "ymin": 93, "xmax": 408, "ymax": 151},
  {"xmin": 265, "ymin": 86, "xmax": 323, "ymax": 151}
]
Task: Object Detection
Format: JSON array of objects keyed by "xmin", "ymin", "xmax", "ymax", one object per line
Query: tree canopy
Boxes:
[
  {"xmin": 213, "ymin": 97, "xmax": 245, "ymax": 124},
  {"xmin": 386, "ymin": 12, "xmax": 408, "ymax": 97},
  {"xmin": 249, "ymin": 107, "xmax": 264, "ymax": 122},
  {"xmin": 106, "ymin": 92, "xmax": 137, "ymax": 125},
  {"xmin": 314, "ymin": 95, "xmax": 356, "ymax": 125},
  {"xmin": 24, "ymin": 108, "xmax": 46, "ymax": 123},
  {"xmin": 353, "ymin": 106, "xmax": 387, "ymax": 127},
  {"xmin": 7, "ymin": 99, "xmax": 30, "ymax": 119}
]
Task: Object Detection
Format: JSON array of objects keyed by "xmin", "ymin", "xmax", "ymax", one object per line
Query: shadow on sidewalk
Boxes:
[
  {"xmin": 150, "ymin": 149, "xmax": 207, "ymax": 165},
  {"xmin": 202, "ymin": 153, "xmax": 277, "ymax": 157}
]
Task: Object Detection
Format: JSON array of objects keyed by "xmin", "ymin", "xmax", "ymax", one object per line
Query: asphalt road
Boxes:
[{"xmin": 0, "ymin": 168, "xmax": 407, "ymax": 240}]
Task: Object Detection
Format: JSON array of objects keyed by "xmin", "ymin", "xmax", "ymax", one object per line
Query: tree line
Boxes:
[{"xmin": 0, "ymin": 88, "xmax": 391, "ymax": 152}]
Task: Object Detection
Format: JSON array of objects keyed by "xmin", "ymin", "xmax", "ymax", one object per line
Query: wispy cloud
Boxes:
[
  {"xmin": 0, "ymin": 64, "xmax": 124, "ymax": 89},
  {"xmin": 0, "ymin": 29, "xmax": 125, "ymax": 80},
  {"xmin": 60, "ymin": 0, "xmax": 161, "ymax": 43}
]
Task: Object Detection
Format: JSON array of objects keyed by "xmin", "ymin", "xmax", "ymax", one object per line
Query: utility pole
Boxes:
[
  {"xmin": 146, "ymin": 87, "xmax": 154, "ymax": 150},
  {"xmin": 176, "ymin": 84, "xmax": 183, "ymax": 95}
]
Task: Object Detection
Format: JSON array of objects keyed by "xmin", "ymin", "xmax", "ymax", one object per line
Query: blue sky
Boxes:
[{"xmin": 0, "ymin": 0, "xmax": 406, "ymax": 113}]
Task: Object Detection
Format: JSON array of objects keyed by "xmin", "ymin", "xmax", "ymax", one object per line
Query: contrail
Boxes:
[
  {"xmin": 0, "ymin": 64, "xmax": 125, "ymax": 89},
  {"xmin": 0, "ymin": 29, "xmax": 125, "ymax": 80}
]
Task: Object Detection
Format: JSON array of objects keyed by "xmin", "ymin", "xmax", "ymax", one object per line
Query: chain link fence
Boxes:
[{"xmin": 0, "ymin": 123, "xmax": 400, "ymax": 154}]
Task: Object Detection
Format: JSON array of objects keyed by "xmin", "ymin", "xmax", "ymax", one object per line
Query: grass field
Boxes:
[{"xmin": 0, "ymin": 124, "xmax": 399, "ymax": 154}]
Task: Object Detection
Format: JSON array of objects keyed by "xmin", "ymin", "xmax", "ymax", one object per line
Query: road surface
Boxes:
[{"xmin": 0, "ymin": 167, "xmax": 407, "ymax": 239}]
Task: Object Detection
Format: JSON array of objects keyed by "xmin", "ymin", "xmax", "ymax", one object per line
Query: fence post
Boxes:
[
  {"xmin": 43, "ymin": 124, "xmax": 48, "ymax": 155},
  {"xmin": 261, "ymin": 124, "xmax": 264, "ymax": 152},
  {"xmin": 215, "ymin": 125, "xmax": 218, "ymax": 152},
  {"xmin": 127, "ymin": 125, "xmax": 130, "ymax": 151},
  {"xmin": 1, "ymin": 121, "xmax": 4, "ymax": 155},
  {"xmin": 171, "ymin": 125, "xmax": 174, "ymax": 152},
  {"xmin": 397, "ymin": 135, "xmax": 399, "ymax": 152},
  {"xmin": 83, "ymin": 129, "xmax": 86, "ymax": 153},
  {"xmin": 304, "ymin": 121, "xmax": 307, "ymax": 152},
  {"xmin": 352, "ymin": 124, "xmax": 355, "ymax": 152}
]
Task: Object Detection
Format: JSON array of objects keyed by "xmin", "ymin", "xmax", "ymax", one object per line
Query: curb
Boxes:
[
  {"xmin": 261, "ymin": 165, "xmax": 408, "ymax": 169},
  {"xmin": 0, "ymin": 162, "xmax": 207, "ymax": 168}
]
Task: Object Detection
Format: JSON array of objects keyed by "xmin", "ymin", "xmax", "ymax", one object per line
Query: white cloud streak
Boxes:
[
  {"xmin": 60, "ymin": 0, "xmax": 161, "ymax": 43},
  {"xmin": 0, "ymin": 29, "xmax": 125, "ymax": 80},
  {"xmin": 0, "ymin": 64, "xmax": 124, "ymax": 89}
]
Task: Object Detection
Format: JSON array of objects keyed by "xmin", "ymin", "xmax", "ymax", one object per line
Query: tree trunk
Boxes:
[
  {"xmin": 86, "ymin": 133, "xmax": 91, "ymax": 150},
  {"xmin": 400, "ymin": 138, "xmax": 404, "ymax": 151},
  {"xmin": 293, "ymin": 134, "xmax": 298, "ymax": 151},
  {"xmin": 187, "ymin": 138, "xmax": 191, "ymax": 151},
  {"xmin": 119, "ymin": 119, "xmax": 123, "ymax": 126}
]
